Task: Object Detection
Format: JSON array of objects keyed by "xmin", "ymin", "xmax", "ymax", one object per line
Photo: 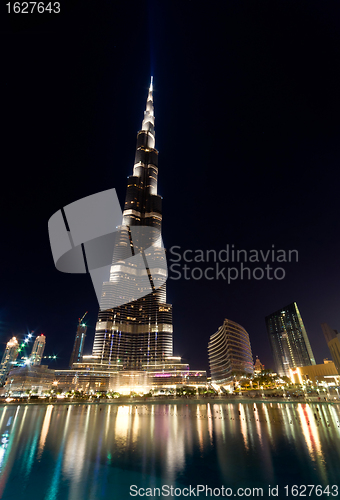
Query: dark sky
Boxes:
[{"xmin": 1, "ymin": 1, "xmax": 340, "ymax": 372}]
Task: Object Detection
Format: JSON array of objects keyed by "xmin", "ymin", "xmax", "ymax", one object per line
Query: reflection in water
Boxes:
[
  {"xmin": 239, "ymin": 403, "xmax": 248, "ymax": 450},
  {"xmin": 254, "ymin": 403, "xmax": 263, "ymax": 447},
  {"xmin": 297, "ymin": 403, "xmax": 328, "ymax": 485},
  {"xmin": 45, "ymin": 408, "xmax": 71, "ymax": 500},
  {"xmin": 0, "ymin": 402, "xmax": 339, "ymax": 499},
  {"xmin": 115, "ymin": 405, "xmax": 130, "ymax": 442},
  {"xmin": 262, "ymin": 403, "xmax": 273, "ymax": 444},
  {"xmin": 38, "ymin": 405, "xmax": 53, "ymax": 460},
  {"xmin": 196, "ymin": 405, "xmax": 204, "ymax": 452}
]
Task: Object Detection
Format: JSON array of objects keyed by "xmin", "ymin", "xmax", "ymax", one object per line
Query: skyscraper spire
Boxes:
[{"xmin": 141, "ymin": 77, "xmax": 155, "ymax": 147}]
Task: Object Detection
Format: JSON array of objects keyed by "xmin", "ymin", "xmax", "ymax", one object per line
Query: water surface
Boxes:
[{"xmin": 0, "ymin": 402, "xmax": 339, "ymax": 499}]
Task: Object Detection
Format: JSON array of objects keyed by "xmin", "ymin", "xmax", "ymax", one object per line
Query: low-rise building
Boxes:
[
  {"xmin": 55, "ymin": 357, "xmax": 207, "ymax": 394},
  {"xmin": 289, "ymin": 360, "xmax": 339, "ymax": 385},
  {"xmin": 321, "ymin": 323, "xmax": 340, "ymax": 375},
  {"xmin": 254, "ymin": 356, "xmax": 265, "ymax": 374},
  {"xmin": 4, "ymin": 365, "xmax": 56, "ymax": 395}
]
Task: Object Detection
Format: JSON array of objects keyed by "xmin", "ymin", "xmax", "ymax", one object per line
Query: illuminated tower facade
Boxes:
[
  {"xmin": 265, "ymin": 302, "xmax": 316, "ymax": 377},
  {"xmin": 69, "ymin": 319, "xmax": 87, "ymax": 368},
  {"xmin": 29, "ymin": 334, "xmax": 46, "ymax": 366},
  {"xmin": 92, "ymin": 79, "xmax": 173, "ymax": 370},
  {"xmin": 0, "ymin": 337, "xmax": 19, "ymax": 385},
  {"xmin": 208, "ymin": 319, "xmax": 254, "ymax": 385}
]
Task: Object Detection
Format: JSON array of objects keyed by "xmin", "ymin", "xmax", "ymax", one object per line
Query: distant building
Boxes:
[
  {"xmin": 0, "ymin": 337, "xmax": 19, "ymax": 385},
  {"xmin": 321, "ymin": 323, "xmax": 340, "ymax": 375},
  {"xmin": 69, "ymin": 319, "xmax": 87, "ymax": 368},
  {"xmin": 322, "ymin": 323, "xmax": 338, "ymax": 343},
  {"xmin": 208, "ymin": 319, "xmax": 254, "ymax": 386},
  {"xmin": 29, "ymin": 334, "xmax": 46, "ymax": 366},
  {"xmin": 254, "ymin": 356, "xmax": 264, "ymax": 374},
  {"xmin": 289, "ymin": 360, "xmax": 339, "ymax": 385},
  {"xmin": 3, "ymin": 365, "xmax": 56, "ymax": 395},
  {"xmin": 265, "ymin": 302, "xmax": 315, "ymax": 377}
]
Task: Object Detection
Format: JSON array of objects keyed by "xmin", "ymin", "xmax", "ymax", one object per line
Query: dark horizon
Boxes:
[{"xmin": 1, "ymin": 1, "xmax": 340, "ymax": 374}]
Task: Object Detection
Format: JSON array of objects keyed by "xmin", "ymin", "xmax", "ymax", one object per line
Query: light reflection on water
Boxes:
[{"xmin": 0, "ymin": 402, "xmax": 339, "ymax": 499}]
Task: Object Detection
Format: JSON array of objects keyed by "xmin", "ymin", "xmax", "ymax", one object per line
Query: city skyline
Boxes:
[
  {"xmin": 1, "ymin": 3, "xmax": 340, "ymax": 374},
  {"xmin": 1, "ymin": 4, "xmax": 340, "ymax": 499}
]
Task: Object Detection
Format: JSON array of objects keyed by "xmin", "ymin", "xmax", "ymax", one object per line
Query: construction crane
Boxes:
[{"xmin": 78, "ymin": 311, "xmax": 88, "ymax": 326}]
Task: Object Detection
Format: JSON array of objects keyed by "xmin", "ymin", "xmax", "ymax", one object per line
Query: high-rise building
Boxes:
[
  {"xmin": 69, "ymin": 317, "xmax": 87, "ymax": 368},
  {"xmin": 321, "ymin": 323, "xmax": 340, "ymax": 374},
  {"xmin": 92, "ymin": 78, "xmax": 173, "ymax": 370},
  {"xmin": 56, "ymin": 80, "xmax": 207, "ymax": 393},
  {"xmin": 0, "ymin": 337, "xmax": 19, "ymax": 385},
  {"xmin": 208, "ymin": 319, "xmax": 254, "ymax": 386},
  {"xmin": 29, "ymin": 334, "xmax": 46, "ymax": 366},
  {"xmin": 265, "ymin": 302, "xmax": 315, "ymax": 377}
]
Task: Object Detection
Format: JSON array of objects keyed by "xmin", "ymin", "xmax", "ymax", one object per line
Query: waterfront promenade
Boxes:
[{"xmin": 0, "ymin": 393, "xmax": 338, "ymax": 406}]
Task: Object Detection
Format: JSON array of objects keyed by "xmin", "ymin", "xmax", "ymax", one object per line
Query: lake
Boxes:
[{"xmin": 0, "ymin": 402, "xmax": 339, "ymax": 499}]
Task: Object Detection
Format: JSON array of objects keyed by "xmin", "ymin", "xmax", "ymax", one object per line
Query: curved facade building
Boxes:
[{"xmin": 208, "ymin": 319, "xmax": 254, "ymax": 385}]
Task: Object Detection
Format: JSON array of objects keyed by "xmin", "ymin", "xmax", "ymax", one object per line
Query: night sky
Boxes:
[{"xmin": 1, "ymin": 1, "xmax": 340, "ymax": 373}]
